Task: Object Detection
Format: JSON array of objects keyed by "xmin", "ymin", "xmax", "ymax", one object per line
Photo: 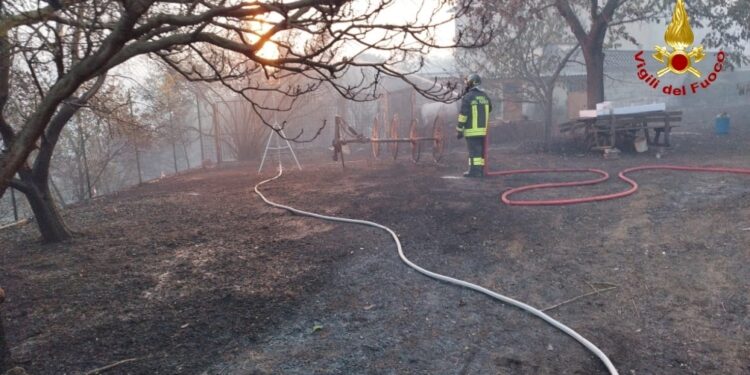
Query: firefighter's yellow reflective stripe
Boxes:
[
  {"xmin": 471, "ymin": 104, "xmax": 478, "ymax": 129},
  {"xmin": 458, "ymin": 114, "xmax": 468, "ymax": 123},
  {"xmin": 464, "ymin": 128, "xmax": 487, "ymax": 137},
  {"xmin": 471, "ymin": 157, "xmax": 485, "ymax": 166},
  {"xmin": 456, "ymin": 125, "xmax": 464, "ymax": 132},
  {"xmin": 484, "ymin": 104, "xmax": 490, "ymax": 127}
]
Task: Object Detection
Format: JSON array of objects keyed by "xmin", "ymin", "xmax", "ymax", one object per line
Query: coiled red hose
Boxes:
[
  {"xmin": 481, "ymin": 136, "xmax": 750, "ymax": 206},
  {"xmin": 486, "ymin": 165, "xmax": 750, "ymax": 206}
]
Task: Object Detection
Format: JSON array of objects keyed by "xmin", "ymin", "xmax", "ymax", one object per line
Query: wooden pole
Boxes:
[
  {"xmin": 213, "ymin": 103, "xmax": 222, "ymax": 165},
  {"xmin": 1, "ymin": 286, "xmax": 10, "ymax": 373},
  {"xmin": 134, "ymin": 142, "xmax": 142, "ymax": 184},
  {"xmin": 78, "ymin": 121, "xmax": 93, "ymax": 200},
  {"xmin": 196, "ymin": 95, "xmax": 205, "ymax": 165},
  {"xmin": 9, "ymin": 187, "xmax": 17, "ymax": 221},
  {"xmin": 170, "ymin": 111, "xmax": 178, "ymax": 173},
  {"xmin": 381, "ymin": 91, "xmax": 390, "ymax": 130},
  {"xmin": 411, "ymin": 89, "xmax": 417, "ymax": 127},
  {"xmin": 182, "ymin": 142, "xmax": 191, "ymax": 170},
  {"xmin": 129, "ymin": 92, "xmax": 143, "ymax": 184}
]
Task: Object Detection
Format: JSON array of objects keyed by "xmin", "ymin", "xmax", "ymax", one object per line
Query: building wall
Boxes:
[
  {"xmin": 559, "ymin": 69, "xmax": 750, "ymax": 132},
  {"xmin": 566, "ymin": 91, "xmax": 587, "ymax": 119}
]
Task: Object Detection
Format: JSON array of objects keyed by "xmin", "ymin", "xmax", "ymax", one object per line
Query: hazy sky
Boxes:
[{"xmin": 363, "ymin": 0, "xmax": 457, "ymax": 56}]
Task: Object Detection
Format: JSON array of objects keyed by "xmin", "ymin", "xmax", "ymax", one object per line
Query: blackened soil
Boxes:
[{"xmin": 1, "ymin": 127, "xmax": 749, "ymax": 374}]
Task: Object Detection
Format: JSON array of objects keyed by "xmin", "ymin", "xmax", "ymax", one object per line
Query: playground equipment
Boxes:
[{"xmin": 258, "ymin": 128, "xmax": 302, "ymax": 174}]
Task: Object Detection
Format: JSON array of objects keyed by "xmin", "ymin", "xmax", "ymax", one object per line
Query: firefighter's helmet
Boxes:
[{"xmin": 465, "ymin": 73, "xmax": 481, "ymax": 88}]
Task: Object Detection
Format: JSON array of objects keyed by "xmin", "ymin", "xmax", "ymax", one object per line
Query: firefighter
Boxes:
[{"xmin": 456, "ymin": 73, "xmax": 492, "ymax": 178}]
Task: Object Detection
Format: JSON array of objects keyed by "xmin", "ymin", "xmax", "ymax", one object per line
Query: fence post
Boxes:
[
  {"xmin": 134, "ymin": 142, "xmax": 143, "ymax": 184},
  {"xmin": 129, "ymin": 91, "xmax": 143, "ymax": 184},
  {"xmin": 196, "ymin": 95, "xmax": 205, "ymax": 165},
  {"xmin": 182, "ymin": 142, "xmax": 191, "ymax": 170},
  {"xmin": 169, "ymin": 111, "xmax": 178, "ymax": 174},
  {"xmin": 213, "ymin": 103, "xmax": 222, "ymax": 165},
  {"xmin": 9, "ymin": 187, "xmax": 18, "ymax": 222},
  {"xmin": 1, "ymin": 286, "xmax": 10, "ymax": 373},
  {"xmin": 78, "ymin": 122, "xmax": 93, "ymax": 200}
]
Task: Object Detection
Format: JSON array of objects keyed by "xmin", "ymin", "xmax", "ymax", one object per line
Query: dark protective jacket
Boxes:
[{"xmin": 456, "ymin": 87, "xmax": 493, "ymax": 137}]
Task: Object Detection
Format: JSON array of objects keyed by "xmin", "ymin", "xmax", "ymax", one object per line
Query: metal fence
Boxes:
[{"xmin": 0, "ymin": 97, "xmax": 338, "ymax": 227}]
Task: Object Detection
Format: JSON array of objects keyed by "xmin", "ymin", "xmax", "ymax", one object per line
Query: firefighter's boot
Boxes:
[{"xmin": 463, "ymin": 166, "xmax": 484, "ymax": 178}]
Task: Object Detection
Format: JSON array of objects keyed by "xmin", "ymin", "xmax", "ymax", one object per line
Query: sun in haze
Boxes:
[{"xmin": 257, "ymin": 41, "xmax": 280, "ymax": 60}]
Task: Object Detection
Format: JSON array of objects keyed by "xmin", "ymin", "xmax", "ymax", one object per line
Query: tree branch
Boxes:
[{"xmin": 555, "ymin": 0, "xmax": 588, "ymax": 43}]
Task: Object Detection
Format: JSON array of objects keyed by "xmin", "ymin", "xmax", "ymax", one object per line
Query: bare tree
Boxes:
[
  {"xmin": 0, "ymin": 0, "xmax": 492, "ymax": 242},
  {"xmin": 0, "ymin": 286, "xmax": 8, "ymax": 373},
  {"xmin": 148, "ymin": 70, "xmax": 194, "ymax": 172},
  {"xmin": 9, "ymin": 73, "xmax": 106, "ymax": 241},
  {"xmin": 459, "ymin": 6, "xmax": 578, "ymax": 146},
  {"xmin": 462, "ymin": 0, "xmax": 747, "ymax": 109},
  {"xmin": 215, "ymin": 74, "xmax": 332, "ymax": 161}
]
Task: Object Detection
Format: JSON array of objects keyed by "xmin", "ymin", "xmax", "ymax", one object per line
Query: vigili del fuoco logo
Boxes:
[{"xmin": 634, "ymin": 0, "xmax": 725, "ymax": 96}]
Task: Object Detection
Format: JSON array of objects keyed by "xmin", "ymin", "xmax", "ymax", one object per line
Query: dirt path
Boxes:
[{"xmin": 1, "ymin": 129, "xmax": 749, "ymax": 374}]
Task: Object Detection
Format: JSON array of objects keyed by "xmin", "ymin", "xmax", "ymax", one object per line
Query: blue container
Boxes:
[{"xmin": 715, "ymin": 116, "xmax": 730, "ymax": 135}]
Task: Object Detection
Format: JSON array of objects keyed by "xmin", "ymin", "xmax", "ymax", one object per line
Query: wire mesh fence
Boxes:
[{"xmin": 0, "ymin": 96, "xmax": 338, "ymax": 227}]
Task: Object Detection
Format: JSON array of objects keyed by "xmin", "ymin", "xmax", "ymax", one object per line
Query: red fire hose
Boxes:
[
  {"xmin": 482, "ymin": 138, "xmax": 750, "ymax": 206},
  {"xmin": 487, "ymin": 165, "xmax": 750, "ymax": 206}
]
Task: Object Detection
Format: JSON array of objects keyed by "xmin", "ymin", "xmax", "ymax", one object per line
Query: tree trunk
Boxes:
[
  {"xmin": 583, "ymin": 45, "xmax": 606, "ymax": 109},
  {"xmin": 7, "ymin": 75, "xmax": 105, "ymax": 242},
  {"xmin": 27, "ymin": 185, "xmax": 71, "ymax": 243},
  {"xmin": 9, "ymin": 188, "xmax": 18, "ymax": 222},
  {"xmin": 213, "ymin": 104, "xmax": 222, "ymax": 165},
  {"xmin": 17, "ymin": 171, "xmax": 71, "ymax": 243},
  {"xmin": 196, "ymin": 97, "xmax": 205, "ymax": 164},
  {"xmin": 172, "ymin": 141, "xmax": 179, "ymax": 173},
  {"xmin": 78, "ymin": 126, "xmax": 93, "ymax": 200},
  {"xmin": 134, "ymin": 142, "xmax": 143, "ymax": 184},
  {"xmin": 0, "ymin": 287, "xmax": 9, "ymax": 373},
  {"xmin": 0, "ymin": 314, "xmax": 9, "ymax": 373},
  {"xmin": 543, "ymin": 97, "xmax": 554, "ymax": 149},
  {"xmin": 181, "ymin": 141, "xmax": 191, "ymax": 170}
]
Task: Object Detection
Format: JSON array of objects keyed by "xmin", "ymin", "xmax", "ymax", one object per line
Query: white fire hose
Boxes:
[{"xmin": 254, "ymin": 162, "xmax": 619, "ymax": 375}]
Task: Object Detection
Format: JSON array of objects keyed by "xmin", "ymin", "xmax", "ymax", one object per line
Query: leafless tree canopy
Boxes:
[
  {"xmin": 460, "ymin": 0, "xmax": 748, "ymax": 110},
  {"xmin": 459, "ymin": 4, "xmax": 578, "ymax": 145},
  {"xmin": 0, "ymin": 0, "xmax": 493, "ymax": 199}
]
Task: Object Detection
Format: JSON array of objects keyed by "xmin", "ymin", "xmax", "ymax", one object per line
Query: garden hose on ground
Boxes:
[{"xmin": 254, "ymin": 161, "xmax": 620, "ymax": 375}]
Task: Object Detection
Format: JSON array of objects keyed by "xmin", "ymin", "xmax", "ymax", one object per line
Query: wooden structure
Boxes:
[
  {"xmin": 332, "ymin": 115, "xmax": 444, "ymax": 169},
  {"xmin": 559, "ymin": 110, "xmax": 681, "ymax": 150}
]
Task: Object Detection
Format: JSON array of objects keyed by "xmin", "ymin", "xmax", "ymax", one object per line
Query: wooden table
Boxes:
[{"xmin": 559, "ymin": 110, "xmax": 682, "ymax": 151}]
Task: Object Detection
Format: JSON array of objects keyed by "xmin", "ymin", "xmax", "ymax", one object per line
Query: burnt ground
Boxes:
[{"xmin": 1, "ymin": 126, "xmax": 749, "ymax": 375}]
